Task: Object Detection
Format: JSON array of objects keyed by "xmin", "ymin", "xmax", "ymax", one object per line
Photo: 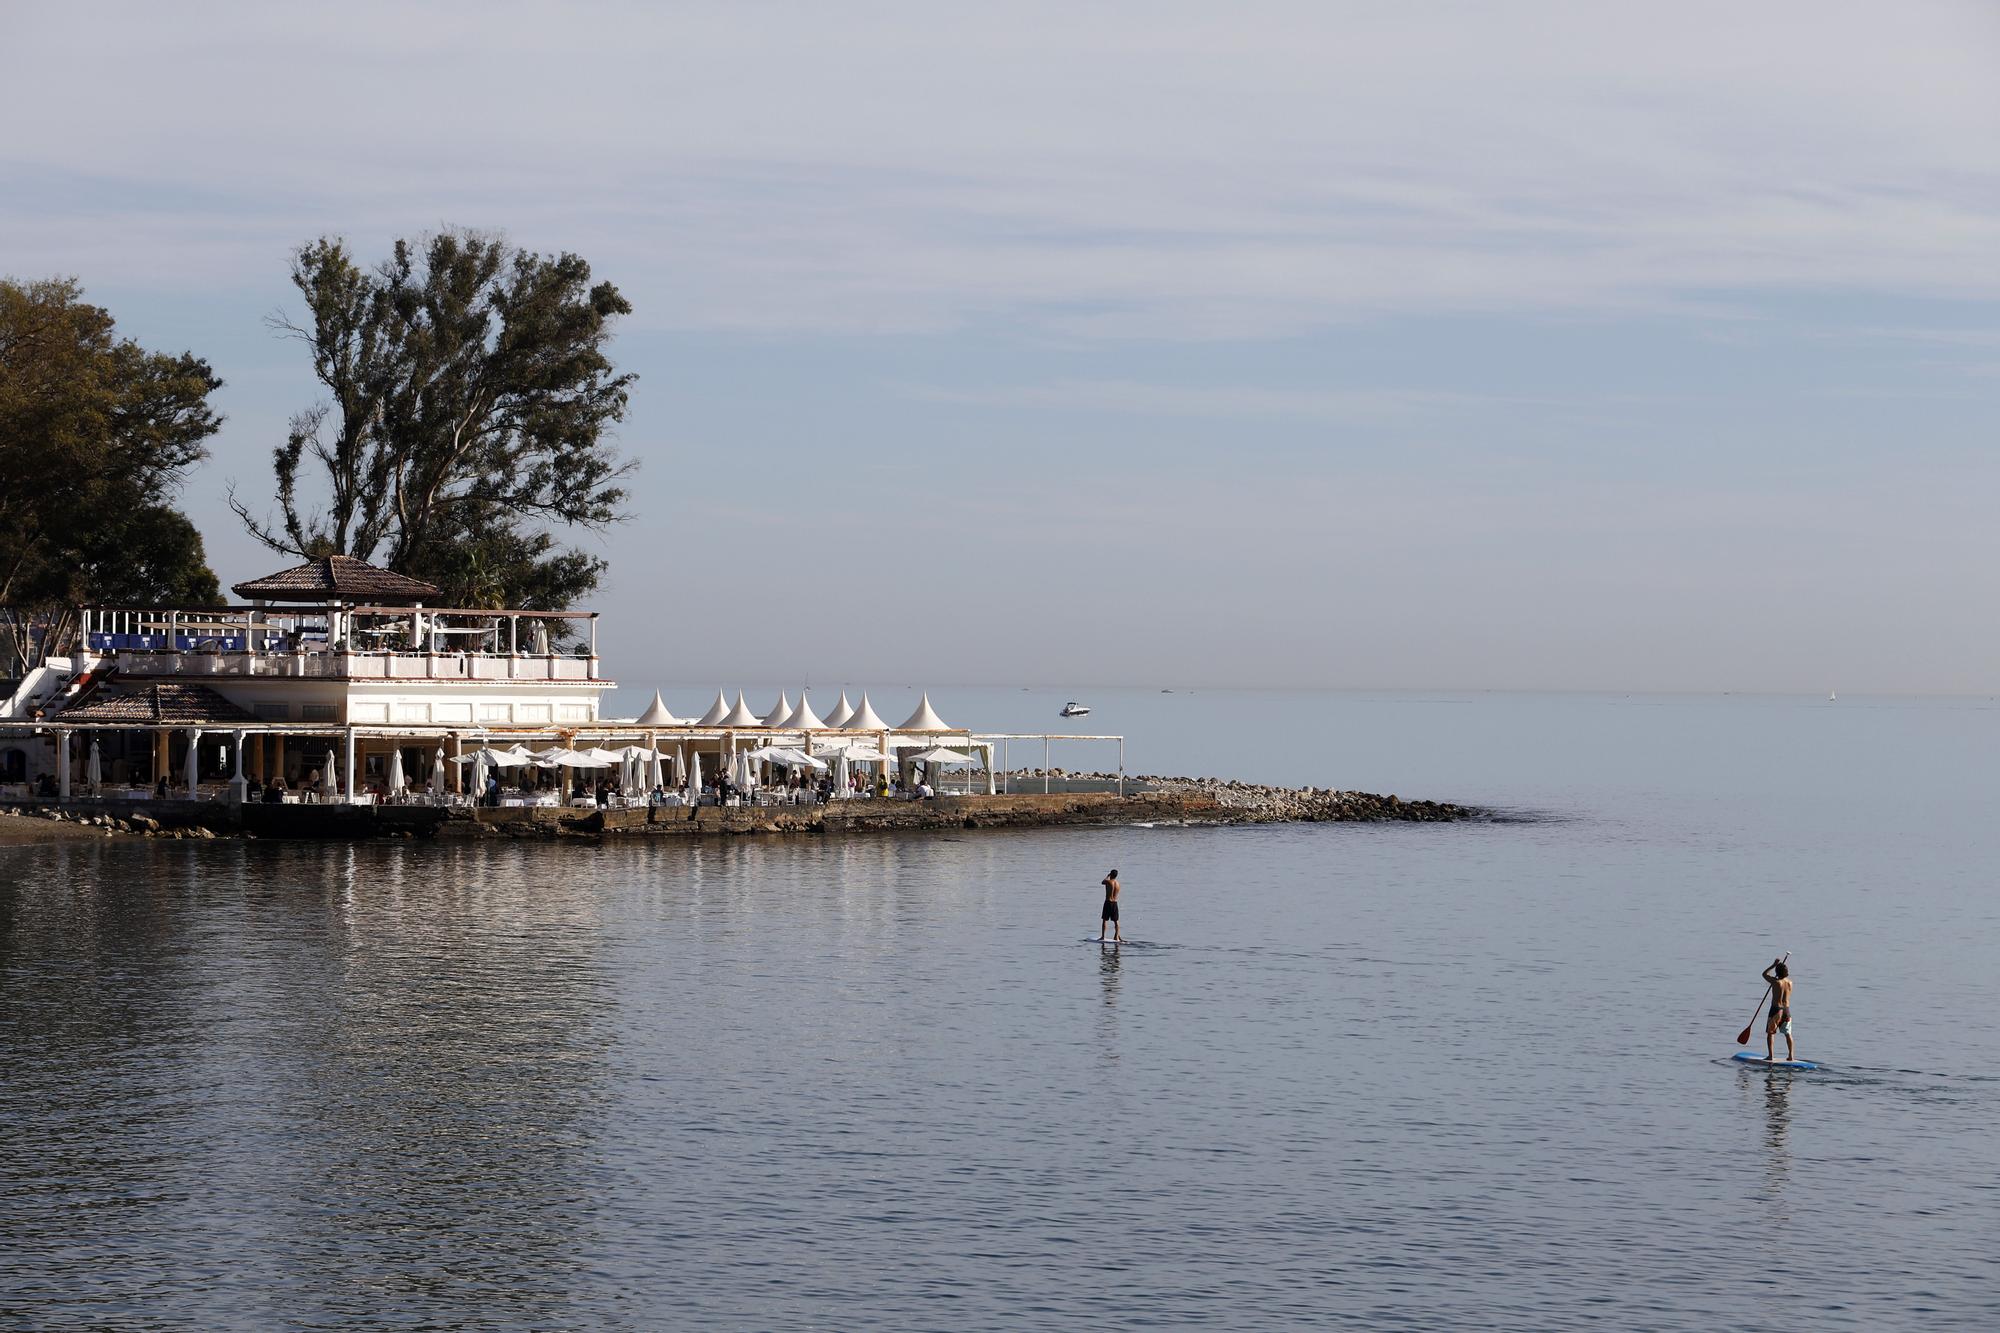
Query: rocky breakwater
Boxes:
[
  {"xmin": 1011, "ymin": 771, "xmax": 1474, "ymax": 824},
  {"xmin": 0, "ymin": 805, "xmax": 225, "ymax": 842}
]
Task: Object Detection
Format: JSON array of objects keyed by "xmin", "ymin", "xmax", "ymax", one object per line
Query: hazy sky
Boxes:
[{"xmin": 6, "ymin": 2, "xmax": 1999, "ymax": 692}]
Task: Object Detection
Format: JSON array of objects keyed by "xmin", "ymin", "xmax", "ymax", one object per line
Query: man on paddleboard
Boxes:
[
  {"xmin": 1098, "ymin": 869, "xmax": 1122, "ymax": 943},
  {"xmin": 1762, "ymin": 957, "xmax": 1795, "ymax": 1063}
]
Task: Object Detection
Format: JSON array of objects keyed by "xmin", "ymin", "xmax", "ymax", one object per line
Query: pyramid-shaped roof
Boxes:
[
  {"xmin": 696, "ymin": 690, "xmax": 731, "ymax": 726},
  {"xmin": 898, "ymin": 692, "xmax": 952, "ymax": 731},
  {"xmin": 844, "ymin": 692, "xmax": 890, "ymax": 731},
  {"xmin": 635, "ymin": 690, "xmax": 681, "ymax": 726},
  {"xmin": 232, "ymin": 554, "xmax": 440, "ymax": 604},
  {"xmin": 720, "ymin": 690, "xmax": 762, "ymax": 727},
  {"xmin": 57, "ymin": 682, "xmax": 257, "ymax": 725},
  {"xmin": 822, "ymin": 691, "xmax": 855, "ymax": 728},
  {"xmin": 761, "ymin": 691, "xmax": 792, "ymax": 728},
  {"xmin": 780, "ymin": 692, "xmax": 828, "ymax": 729}
]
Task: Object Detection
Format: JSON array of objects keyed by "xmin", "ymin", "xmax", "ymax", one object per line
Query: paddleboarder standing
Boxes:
[
  {"xmin": 1762, "ymin": 957, "xmax": 1795, "ymax": 1063},
  {"xmin": 1098, "ymin": 869, "xmax": 1122, "ymax": 943}
]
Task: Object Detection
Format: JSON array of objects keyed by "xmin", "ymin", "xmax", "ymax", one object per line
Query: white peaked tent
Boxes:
[
  {"xmin": 635, "ymin": 690, "xmax": 681, "ymax": 726},
  {"xmin": 697, "ymin": 690, "xmax": 732, "ymax": 726},
  {"xmin": 898, "ymin": 693, "xmax": 953, "ymax": 731},
  {"xmin": 780, "ymin": 691, "xmax": 828, "ymax": 730},
  {"xmin": 845, "ymin": 693, "xmax": 890, "ymax": 731},
  {"xmin": 823, "ymin": 691, "xmax": 855, "ymax": 728},
  {"xmin": 761, "ymin": 691, "xmax": 793, "ymax": 728},
  {"xmin": 721, "ymin": 691, "xmax": 762, "ymax": 727}
]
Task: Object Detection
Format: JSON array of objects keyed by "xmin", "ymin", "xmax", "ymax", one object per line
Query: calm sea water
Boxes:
[{"xmin": 4, "ymin": 691, "xmax": 1997, "ymax": 1330}]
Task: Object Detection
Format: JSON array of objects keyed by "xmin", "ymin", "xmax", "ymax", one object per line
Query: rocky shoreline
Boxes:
[
  {"xmin": 0, "ymin": 777, "xmax": 1475, "ymax": 847},
  {"xmin": 1, "ymin": 807, "xmax": 220, "ymax": 842},
  {"xmin": 1007, "ymin": 770, "xmax": 1474, "ymax": 824}
]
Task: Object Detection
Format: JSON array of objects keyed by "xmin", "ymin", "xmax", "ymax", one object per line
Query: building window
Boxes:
[
  {"xmin": 0, "ymin": 749, "xmax": 25, "ymax": 783},
  {"xmin": 301, "ymin": 704, "xmax": 337, "ymax": 721},
  {"xmin": 478, "ymin": 704, "xmax": 511, "ymax": 723},
  {"xmin": 254, "ymin": 703, "xmax": 291, "ymax": 720}
]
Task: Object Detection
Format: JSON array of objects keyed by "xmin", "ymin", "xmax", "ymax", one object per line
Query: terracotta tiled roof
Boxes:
[
  {"xmin": 56, "ymin": 683, "xmax": 259, "ymax": 726},
  {"xmin": 231, "ymin": 554, "xmax": 439, "ymax": 603}
]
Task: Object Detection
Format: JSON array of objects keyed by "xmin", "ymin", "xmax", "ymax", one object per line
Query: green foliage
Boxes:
[
  {"xmin": 234, "ymin": 229, "xmax": 636, "ymax": 608},
  {"xmin": 0, "ymin": 277, "xmax": 223, "ymax": 663}
]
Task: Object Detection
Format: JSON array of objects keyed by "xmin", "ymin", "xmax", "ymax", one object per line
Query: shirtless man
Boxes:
[
  {"xmin": 1762, "ymin": 956, "xmax": 1795, "ymax": 1062},
  {"xmin": 1097, "ymin": 869, "xmax": 1122, "ymax": 943}
]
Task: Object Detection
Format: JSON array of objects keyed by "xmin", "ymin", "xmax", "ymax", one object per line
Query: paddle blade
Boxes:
[{"xmin": 1736, "ymin": 1024, "xmax": 1754, "ymax": 1046}]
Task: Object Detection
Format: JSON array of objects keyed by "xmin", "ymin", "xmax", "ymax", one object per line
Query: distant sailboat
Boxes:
[{"xmin": 1828, "ymin": 690, "xmax": 1837, "ymax": 701}]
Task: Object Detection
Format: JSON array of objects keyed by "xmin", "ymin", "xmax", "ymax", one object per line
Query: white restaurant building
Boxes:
[{"xmin": 0, "ymin": 556, "xmax": 1089, "ymax": 804}]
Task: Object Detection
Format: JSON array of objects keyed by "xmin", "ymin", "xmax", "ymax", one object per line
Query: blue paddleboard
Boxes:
[{"xmin": 1732, "ymin": 1052, "xmax": 1819, "ymax": 1071}]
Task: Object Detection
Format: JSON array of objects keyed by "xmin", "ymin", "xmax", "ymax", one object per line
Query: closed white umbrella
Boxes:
[
  {"xmin": 429, "ymin": 746, "xmax": 445, "ymax": 795},
  {"xmin": 185, "ymin": 728, "xmax": 203, "ymax": 798},
  {"xmin": 833, "ymin": 747, "xmax": 850, "ymax": 798},
  {"xmin": 388, "ymin": 747, "xmax": 406, "ymax": 796},
  {"xmin": 86, "ymin": 736, "xmax": 102, "ymax": 792},
  {"xmin": 685, "ymin": 749, "xmax": 701, "ymax": 804},
  {"xmin": 323, "ymin": 745, "xmax": 339, "ymax": 802},
  {"xmin": 647, "ymin": 746, "xmax": 664, "ymax": 792}
]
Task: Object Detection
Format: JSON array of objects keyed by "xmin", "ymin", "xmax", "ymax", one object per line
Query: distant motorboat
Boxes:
[{"xmin": 1060, "ymin": 701, "xmax": 1091, "ymax": 718}]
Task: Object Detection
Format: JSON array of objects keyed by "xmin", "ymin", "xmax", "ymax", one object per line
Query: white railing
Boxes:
[{"xmin": 101, "ymin": 649, "xmax": 599, "ymax": 681}]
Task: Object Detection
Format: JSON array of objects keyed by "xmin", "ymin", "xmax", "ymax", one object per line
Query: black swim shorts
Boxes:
[{"xmin": 1102, "ymin": 902, "xmax": 1119, "ymax": 922}]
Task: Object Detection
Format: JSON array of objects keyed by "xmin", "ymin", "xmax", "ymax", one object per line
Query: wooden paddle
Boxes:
[{"xmin": 1736, "ymin": 951, "xmax": 1789, "ymax": 1045}]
